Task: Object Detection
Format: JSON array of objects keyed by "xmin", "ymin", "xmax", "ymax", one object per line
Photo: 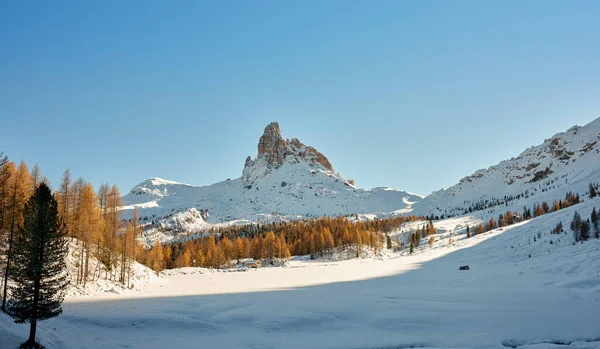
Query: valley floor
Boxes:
[{"xmin": 2, "ymin": 202, "xmax": 600, "ymax": 349}]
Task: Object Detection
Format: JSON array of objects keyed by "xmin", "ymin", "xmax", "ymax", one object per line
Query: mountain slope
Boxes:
[
  {"xmin": 122, "ymin": 123, "xmax": 421, "ymax": 241},
  {"xmin": 412, "ymin": 117, "xmax": 600, "ymax": 218}
]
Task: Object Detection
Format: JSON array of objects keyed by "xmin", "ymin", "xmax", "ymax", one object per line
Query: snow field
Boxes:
[{"xmin": 2, "ymin": 198, "xmax": 600, "ymax": 348}]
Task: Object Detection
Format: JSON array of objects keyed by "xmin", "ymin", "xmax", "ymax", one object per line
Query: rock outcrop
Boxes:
[
  {"xmin": 257, "ymin": 122, "xmax": 287, "ymax": 166},
  {"xmin": 243, "ymin": 122, "xmax": 334, "ymax": 182}
]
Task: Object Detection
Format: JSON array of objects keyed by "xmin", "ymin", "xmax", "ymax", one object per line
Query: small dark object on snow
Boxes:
[{"xmin": 459, "ymin": 265, "xmax": 470, "ymax": 270}]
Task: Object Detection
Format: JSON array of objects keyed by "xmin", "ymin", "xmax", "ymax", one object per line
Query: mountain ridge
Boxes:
[
  {"xmin": 411, "ymin": 117, "xmax": 600, "ymax": 218},
  {"xmin": 122, "ymin": 122, "xmax": 421, "ymax": 242},
  {"xmin": 122, "ymin": 117, "xmax": 600, "ymax": 243}
]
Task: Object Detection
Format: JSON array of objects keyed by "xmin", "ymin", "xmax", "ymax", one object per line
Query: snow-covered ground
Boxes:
[
  {"xmin": 412, "ymin": 117, "xmax": 600, "ymax": 218},
  {"xmin": 2, "ymin": 199, "xmax": 600, "ymax": 349}
]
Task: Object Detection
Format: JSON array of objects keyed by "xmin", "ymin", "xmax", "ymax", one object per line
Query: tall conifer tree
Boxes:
[{"xmin": 4, "ymin": 183, "xmax": 69, "ymax": 349}]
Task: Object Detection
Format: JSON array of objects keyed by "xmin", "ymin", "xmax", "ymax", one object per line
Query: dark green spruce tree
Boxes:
[
  {"xmin": 4, "ymin": 183, "xmax": 69, "ymax": 349},
  {"xmin": 591, "ymin": 207, "xmax": 599, "ymax": 239}
]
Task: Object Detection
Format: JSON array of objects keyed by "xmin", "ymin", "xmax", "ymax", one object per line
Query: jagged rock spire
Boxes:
[
  {"xmin": 257, "ymin": 122, "xmax": 286, "ymax": 166},
  {"xmin": 243, "ymin": 122, "xmax": 334, "ymax": 180}
]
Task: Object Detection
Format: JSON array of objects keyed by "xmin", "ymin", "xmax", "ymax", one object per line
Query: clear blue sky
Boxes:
[{"xmin": 1, "ymin": 1, "xmax": 600, "ymax": 196}]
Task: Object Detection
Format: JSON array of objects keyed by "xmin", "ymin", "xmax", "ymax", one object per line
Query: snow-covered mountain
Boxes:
[
  {"xmin": 412, "ymin": 117, "xmax": 600, "ymax": 218},
  {"xmin": 123, "ymin": 118, "xmax": 600, "ymax": 243},
  {"xmin": 122, "ymin": 122, "xmax": 422, "ymax": 239}
]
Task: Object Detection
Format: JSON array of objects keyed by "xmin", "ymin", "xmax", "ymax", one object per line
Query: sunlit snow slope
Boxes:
[{"xmin": 412, "ymin": 117, "xmax": 600, "ymax": 218}]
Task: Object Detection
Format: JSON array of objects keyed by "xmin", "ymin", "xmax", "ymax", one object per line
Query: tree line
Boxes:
[
  {"xmin": 138, "ymin": 215, "xmax": 424, "ymax": 274},
  {"xmin": 0, "ymin": 154, "xmax": 139, "ymax": 294},
  {"xmin": 570, "ymin": 206, "xmax": 599, "ymax": 242},
  {"xmin": 465, "ymin": 191, "xmax": 582, "ymax": 238}
]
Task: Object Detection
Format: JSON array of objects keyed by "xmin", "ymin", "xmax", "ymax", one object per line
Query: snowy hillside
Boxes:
[
  {"xmin": 65, "ymin": 240, "xmax": 162, "ymax": 298},
  {"xmin": 412, "ymin": 117, "xmax": 600, "ymax": 218},
  {"xmin": 122, "ymin": 123, "xmax": 421, "ymax": 242},
  {"xmin": 2, "ymin": 198, "xmax": 600, "ymax": 349}
]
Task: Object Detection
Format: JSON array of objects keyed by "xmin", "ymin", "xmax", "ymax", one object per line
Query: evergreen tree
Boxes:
[
  {"xmin": 590, "ymin": 183, "xmax": 597, "ymax": 199},
  {"xmin": 591, "ymin": 207, "xmax": 599, "ymax": 239},
  {"xmin": 571, "ymin": 211, "xmax": 582, "ymax": 241},
  {"xmin": 4, "ymin": 183, "xmax": 69, "ymax": 349},
  {"xmin": 580, "ymin": 221, "xmax": 590, "ymax": 241}
]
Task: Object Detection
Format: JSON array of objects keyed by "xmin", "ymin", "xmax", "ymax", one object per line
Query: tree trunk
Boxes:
[
  {"xmin": 79, "ymin": 240, "xmax": 85, "ymax": 285},
  {"xmin": 29, "ymin": 199, "xmax": 45, "ymax": 347},
  {"xmin": 1, "ymin": 225, "xmax": 14, "ymax": 310},
  {"xmin": 83, "ymin": 241, "xmax": 90, "ymax": 287},
  {"xmin": 27, "ymin": 318, "xmax": 37, "ymax": 346},
  {"xmin": 0, "ymin": 183, "xmax": 6, "ymax": 230}
]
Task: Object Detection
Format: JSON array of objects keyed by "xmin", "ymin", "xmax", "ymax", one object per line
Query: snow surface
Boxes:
[
  {"xmin": 65, "ymin": 240, "xmax": 163, "ymax": 298},
  {"xmin": 2, "ymin": 198, "xmax": 600, "ymax": 349},
  {"xmin": 123, "ymin": 161, "xmax": 422, "ymax": 243},
  {"xmin": 412, "ymin": 117, "xmax": 600, "ymax": 218}
]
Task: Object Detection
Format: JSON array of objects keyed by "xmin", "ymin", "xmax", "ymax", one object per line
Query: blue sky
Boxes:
[{"xmin": 1, "ymin": 1, "xmax": 600, "ymax": 196}]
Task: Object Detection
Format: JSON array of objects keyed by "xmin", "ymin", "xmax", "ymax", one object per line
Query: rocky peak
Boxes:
[
  {"xmin": 257, "ymin": 122, "xmax": 286, "ymax": 166},
  {"xmin": 242, "ymin": 122, "xmax": 334, "ymax": 181}
]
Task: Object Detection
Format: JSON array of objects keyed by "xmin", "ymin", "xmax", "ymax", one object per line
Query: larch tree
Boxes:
[
  {"xmin": 149, "ymin": 241, "xmax": 164, "ymax": 275},
  {"xmin": 70, "ymin": 177, "xmax": 86, "ymax": 244},
  {"xmin": 263, "ymin": 231, "xmax": 277, "ymax": 260},
  {"xmin": 126, "ymin": 208, "xmax": 141, "ymax": 288},
  {"xmin": 4, "ymin": 183, "xmax": 69, "ymax": 349},
  {"xmin": 278, "ymin": 235, "xmax": 291, "ymax": 259},
  {"xmin": 322, "ymin": 227, "xmax": 335, "ymax": 255},
  {"xmin": 57, "ymin": 169, "xmax": 72, "ymax": 237},
  {"xmin": 96, "ymin": 183, "xmax": 109, "ymax": 276},
  {"xmin": 353, "ymin": 228, "xmax": 362, "ymax": 258},
  {"xmin": 104, "ymin": 185, "xmax": 122, "ymax": 280},
  {"xmin": 121, "ymin": 222, "xmax": 134, "ymax": 285},
  {"xmin": 2, "ymin": 161, "xmax": 32, "ymax": 310},
  {"xmin": 30, "ymin": 164, "xmax": 42, "ymax": 191},
  {"xmin": 234, "ymin": 237, "xmax": 244, "ymax": 263},
  {"xmin": 75, "ymin": 183, "xmax": 100, "ymax": 286},
  {"xmin": 220, "ymin": 237, "xmax": 233, "ymax": 264},
  {"xmin": 0, "ymin": 158, "xmax": 15, "ymax": 236},
  {"xmin": 0, "ymin": 154, "xmax": 11, "ymax": 296}
]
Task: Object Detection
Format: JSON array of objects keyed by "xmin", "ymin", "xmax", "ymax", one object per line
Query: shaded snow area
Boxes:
[{"xmin": 2, "ymin": 199, "xmax": 600, "ymax": 348}]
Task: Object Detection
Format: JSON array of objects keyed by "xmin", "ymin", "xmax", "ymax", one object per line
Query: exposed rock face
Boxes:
[
  {"xmin": 243, "ymin": 122, "xmax": 334, "ymax": 181},
  {"xmin": 528, "ymin": 167, "xmax": 553, "ymax": 183},
  {"xmin": 257, "ymin": 122, "xmax": 287, "ymax": 166},
  {"xmin": 288, "ymin": 138, "xmax": 333, "ymax": 171}
]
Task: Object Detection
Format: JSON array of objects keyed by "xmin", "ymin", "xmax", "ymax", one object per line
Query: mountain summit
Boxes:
[{"xmin": 242, "ymin": 122, "xmax": 333, "ymax": 183}]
